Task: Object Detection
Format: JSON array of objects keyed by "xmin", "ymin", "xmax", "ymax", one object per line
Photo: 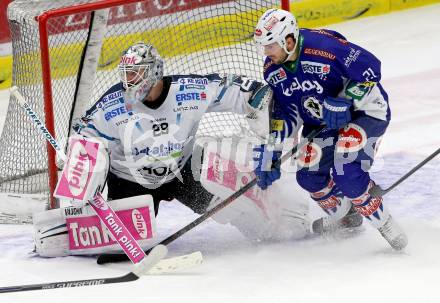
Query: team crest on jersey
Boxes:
[
  {"xmin": 267, "ymin": 67, "xmax": 287, "ymax": 85},
  {"xmin": 303, "ymin": 96, "xmax": 323, "ymax": 120},
  {"xmin": 301, "ymin": 61, "xmax": 331, "ymax": 80},
  {"xmin": 336, "ymin": 123, "xmax": 367, "ymax": 153}
]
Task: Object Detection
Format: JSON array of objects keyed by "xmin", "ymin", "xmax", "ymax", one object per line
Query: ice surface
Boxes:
[{"xmin": 1, "ymin": 4, "xmax": 440, "ymax": 302}]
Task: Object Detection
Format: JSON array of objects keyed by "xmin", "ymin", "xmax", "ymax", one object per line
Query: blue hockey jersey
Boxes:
[{"xmin": 264, "ymin": 28, "xmax": 390, "ymax": 140}]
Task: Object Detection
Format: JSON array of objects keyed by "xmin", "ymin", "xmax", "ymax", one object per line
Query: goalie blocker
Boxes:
[{"xmin": 54, "ymin": 136, "xmax": 109, "ymax": 207}]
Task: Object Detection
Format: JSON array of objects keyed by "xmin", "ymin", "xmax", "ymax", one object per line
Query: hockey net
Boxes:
[{"xmin": 0, "ymin": 0, "xmax": 287, "ymax": 222}]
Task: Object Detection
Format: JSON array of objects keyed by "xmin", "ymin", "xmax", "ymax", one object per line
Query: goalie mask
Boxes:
[
  {"xmin": 254, "ymin": 9, "xmax": 299, "ymax": 61},
  {"xmin": 118, "ymin": 43, "xmax": 164, "ymax": 102}
]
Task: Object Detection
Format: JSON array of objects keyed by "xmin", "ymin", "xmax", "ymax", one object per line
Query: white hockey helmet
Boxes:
[
  {"xmin": 254, "ymin": 9, "xmax": 299, "ymax": 58},
  {"xmin": 118, "ymin": 42, "xmax": 164, "ymax": 101}
]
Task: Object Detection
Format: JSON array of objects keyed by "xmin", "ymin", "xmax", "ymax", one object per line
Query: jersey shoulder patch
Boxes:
[{"xmin": 88, "ymin": 83, "xmax": 125, "ymax": 115}]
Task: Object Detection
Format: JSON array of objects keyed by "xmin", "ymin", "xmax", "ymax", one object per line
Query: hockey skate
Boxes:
[
  {"xmin": 377, "ymin": 215, "xmax": 408, "ymax": 250},
  {"xmin": 312, "ymin": 206, "xmax": 364, "ymax": 238}
]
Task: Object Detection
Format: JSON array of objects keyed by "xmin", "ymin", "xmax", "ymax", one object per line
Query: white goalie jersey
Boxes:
[{"xmin": 73, "ymin": 73, "xmax": 269, "ymax": 187}]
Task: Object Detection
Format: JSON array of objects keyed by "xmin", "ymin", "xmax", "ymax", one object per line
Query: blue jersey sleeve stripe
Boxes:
[{"xmin": 86, "ymin": 124, "xmax": 116, "ymax": 141}]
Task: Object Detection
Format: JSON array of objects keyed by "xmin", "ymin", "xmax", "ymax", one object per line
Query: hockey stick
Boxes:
[
  {"xmin": 369, "ymin": 146, "xmax": 440, "ymax": 197},
  {"xmin": 0, "ymin": 249, "xmax": 202, "ymax": 293},
  {"xmin": 0, "ymin": 244, "xmax": 166, "ymax": 293},
  {"xmin": 97, "ymin": 125, "xmax": 327, "ymax": 264},
  {"xmin": 10, "ymin": 86, "xmax": 67, "ymax": 162}
]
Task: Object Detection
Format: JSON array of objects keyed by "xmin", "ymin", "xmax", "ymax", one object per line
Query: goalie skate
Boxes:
[
  {"xmin": 312, "ymin": 206, "xmax": 364, "ymax": 238},
  {"xmin": 377, "ymin": 215, "xmax": 408, "ymax": 250}
]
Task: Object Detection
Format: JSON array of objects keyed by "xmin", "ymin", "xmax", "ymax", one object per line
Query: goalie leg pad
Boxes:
[
  {"xmin": 201, "ymin": 143, "xmax": 310, "ymax": 242},
  {"xmin": 34, "ymin": 195, "xmax": 156, "ymax": 257}
]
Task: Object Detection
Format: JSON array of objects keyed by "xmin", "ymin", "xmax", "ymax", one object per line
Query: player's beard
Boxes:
[{"xmin": 271, "ymin": 52, "xmax": 289, "ymax": 65}]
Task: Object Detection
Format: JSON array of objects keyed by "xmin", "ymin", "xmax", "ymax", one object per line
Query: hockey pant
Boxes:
[
  {"xmin": 296, "ymin": 115, "xmax": 390, "ymax": 228},
  {"xmin": 107, "ymin": 157, "xmax": 213, "ymax": 216}
]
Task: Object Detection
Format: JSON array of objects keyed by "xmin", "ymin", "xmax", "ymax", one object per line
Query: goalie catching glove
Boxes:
[
  {"xmin": 246, "ymin": 83, "xmax": 273, "ymax": 119},
  {"xmin": 54, "ymin": 136, "xmax": 109, "ymax": 207}
]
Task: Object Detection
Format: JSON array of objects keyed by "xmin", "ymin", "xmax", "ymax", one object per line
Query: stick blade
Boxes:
[
  {"xmin": 132, "ymin": 245, "xmax": 168, "ymax": 277},
  {"xmin": 147, "ymin": 251, "xmax": 203, "ymax": 275}
]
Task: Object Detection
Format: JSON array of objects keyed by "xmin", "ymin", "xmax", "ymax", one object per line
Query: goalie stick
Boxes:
[
  {"xmin": 10, "ymin": 86, "xmax": 67, "ymax": 162},
  {"xmin": 0, "ymin": 245, "xmax": 167, "ymax": 293},
  {"xmin": 97, "ymin": 125, "xmax": 327, "ymax": 264},
  {"xmin": 369, "ymin": 146, "xmax": 440, "ymax": 197}
]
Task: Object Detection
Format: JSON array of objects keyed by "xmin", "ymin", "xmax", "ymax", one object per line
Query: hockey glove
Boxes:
[
  {"xmin": 322, "ymin": 97, "xmax": 352, "ymax": 129},
  {"xmin": 253, "ymin": 144, "xmax": 281, "ymax": 190},
  {"xmin": 247, "ymin": 84, "xmax": 273, "ymax": 113}
]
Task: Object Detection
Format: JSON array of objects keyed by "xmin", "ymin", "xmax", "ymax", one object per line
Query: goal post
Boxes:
[{"xmin": 0, "ymin": 0, "xmax": 289, "ymax": 217}]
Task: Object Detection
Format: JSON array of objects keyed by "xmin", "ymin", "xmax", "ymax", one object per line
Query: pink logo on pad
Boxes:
[
  {"xmin": 206, "ymin": 152, "xmax": 269, "ymax": 218},
  {"xmin": 55, "ymin": 137, "xmax": 100, "ymax": 201},
  {"xmin": 90, "ymin": 194, "xmax": 108, "ymax": 210},
  {"xmin": 67, "ymin": 206, "xmax": 153, "ymax": 250}
]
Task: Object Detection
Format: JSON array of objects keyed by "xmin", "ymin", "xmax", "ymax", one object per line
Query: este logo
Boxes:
[
  {"xmin": 176, "ymin": 92, "xmax": 207, "ymax": 102},
  {"xmin": 267, "ymin": 67, "xmax": 287, "ymax": 85}
]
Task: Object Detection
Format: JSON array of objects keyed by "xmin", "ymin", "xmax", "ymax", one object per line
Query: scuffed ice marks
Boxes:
[
  {"xmin": 0, "ymin": 225, "xmax": 35, "ymax": 258},
  {"xmin": 371, "ymin": 152, "xmax": 440, "ymax": 220}
]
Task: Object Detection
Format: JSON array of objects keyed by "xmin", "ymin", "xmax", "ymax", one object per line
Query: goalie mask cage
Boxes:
[{"xmin": 0, "ymin": 0, "xmax": 289, "ymax": 215}]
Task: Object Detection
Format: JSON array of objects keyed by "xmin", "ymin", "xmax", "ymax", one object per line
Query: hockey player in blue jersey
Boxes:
[
  {"xmin": 253, "ymin": 8, "xmax": 407, "ymax": 250},
  {"xmin": 33, "ymin": 42, "xmax": 317, "ymax": 258}
]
